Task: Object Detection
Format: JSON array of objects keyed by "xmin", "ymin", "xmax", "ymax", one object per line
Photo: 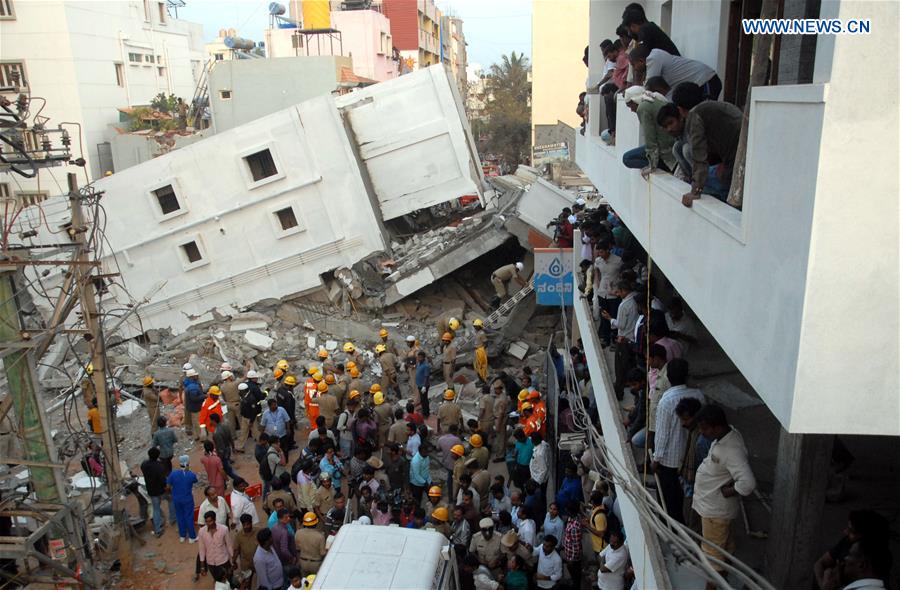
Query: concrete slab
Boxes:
[
  {"xmin": 325, "ymin": 340, "xmax": 339, "ymax": 351},
  {"xmin": 244, "ymin": 330, "xmax": 274, "ymax": 351},
  {"xmin": 230, "ymin": 320, "xmax": 269, "ymax": 332},
  {"xmin": 307, "ymin": 336, "xmax": 317, "ymax": 350},
  {"xmin": 506, "ymin": 341, "xmax": 530, "ymax": 360}
]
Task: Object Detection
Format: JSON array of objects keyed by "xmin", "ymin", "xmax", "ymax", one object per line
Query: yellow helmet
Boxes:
[
  {"xmin": 307, "ymin": 364, "xmax": 319, "ymax": 375},
  {"xmin": 346, "ymin": 361, "xmax": 357, "ymax": 370},
  {"xmin": 208, "ymin": 385, "xmax": 221, "ymax": 396},
  {"xmin": 274, "ymin": 368, "xmax": 285, "ymax": 380},
  {"xmin": 343, "ymin": 342, "xmax": 355, "ymax": 353},
  {"xmin": 85, "ymin": 363, "xmax": 94, "ymax": 375},
  {"xmin": 369, "ymin": 383, "xmax": 382, "ymax": 394},
  {"xmin": 348, "ymin": 389, "xmax": 361, "ymax": 400},
  {"xmin": 317, "ymin": 349, "xmax": 329, "ymax": 359},
  {"xmin": 142, "ymin": 376, "xmax": 154, "ymax": 386},
  {"xmin": 325, "ymin": 374, "xmax": 336, "ymax": 385},
  {"xmin": 473, "ymin": 318, "xmax": 484, "ymax": 328},
  {"xmin": 441, "ymin": 332, "xmax": 453, "ymax": 342},
  {"xmin": 470, "ymin": 434, "xmax": 483, "ymax": 448},
  {"xmin": 276, "ymin": 359, "xmax": 289, "ymax": 371},
  {"xmin": 448, "ymin": 318, "xmax": 460, "ymax": 331},
  {"xmin": 317, "ymin": 382, "xmax": 329, "ymax": 393},
  {"xmin": 379, "ymin": 328, "xmax": 389, "ymax": 338},
  {"xmin": 313, "ymin": 372, "xmax": 323, "ymax": 382},
  {"xmin": 349, "ymin": 367, "xmax": 360, "ymax": 378},
  {"xmin": 303, "ymin": 575, "xmax": 316, "ymax": 589},
  {"xmin": 302, "ymin": 512, "xmax": 319, "ymax": 527},
  {"xmin": 450, "ymin": 444, "xmax": 465, "ymax": 457},
  {"xmin": 431, "ymin": 506, "xmax": 449, "ymax": 522},
  {"xmin": 283, "ymin": 375, "xmax": 298, "ymax": 386},
  {"xmin": 373, "ymin": 392, "xmax": 384, "ymax": 405},
  {"xmin": 374, "ymin": 344, "xmax": 387, "ymax": 354},
  {"xmin": 443, "ymin": 389, "xmax": 455, "ymax": 401},
  {"xmin": 428, "ymin": 485, "xmax": 443, "ymax": 498},
  {"xmin": 518, "ymin": 390, "xmax": 529, "ymax": 401}
]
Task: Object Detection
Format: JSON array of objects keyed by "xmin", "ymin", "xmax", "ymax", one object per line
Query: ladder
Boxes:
[
  {"xmin": 456, "ymin": 283, "xmax": 534, "ymax": 348},
  {"xmin": 187, "ymin": 60, "xmax": 213, "ymax": 129}
]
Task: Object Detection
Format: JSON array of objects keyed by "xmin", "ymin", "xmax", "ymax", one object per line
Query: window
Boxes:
[
  {"xmin": 244, "ymin": 149, "xmax": 278, "ymax": 182},
  {"xmin": 274, "ymin": 207, "xmax": 298, "ymax": 231},
  {"xmin": 143, "ymin": 0, "xmax": 150, "ymax": 21},
  {"xmin": 156, "ymin": 54, "xmax": 164, "ymax": 64},
  {"xmin": 157, "ymin": 66, "xmax": 166, "ymax": 77},
  {"xmin": 157, "ymin": 2, "xmax": 166, "ymax": 23},
  {"xmin": 214, "ymin": 53, "xmax": 224, "ymax": 61},
  {"xmin": 128, "ymin": 52, "xmax": 143, "ymax": 64},
  {"xmin": 0, "ymin": 0, "xmax": 15, "ymax": 19},
  {"xmin": 0, "ymin": 183, "xmax": 9, "ymax": 198},
  {"xmin": 115, "ymin": 63, "xmax": 124, "ymax": 87},
  {"xmin": 0, "ymin": 61, "xmax": 27, "ymax": 90},
  {"xmin": 181, "ymin": 241, "xmax": 202, "ymax": 263},
  {"xmin": 152, "ymin": 184, "xmax": 180, "ymax": 215},
  {"xmin": 146, "ymin": 54, "xmax": 155, "ymax": 64},
  {"xmin": 219, "ymin": 90, "xmax": 232, "ymax": 100}
]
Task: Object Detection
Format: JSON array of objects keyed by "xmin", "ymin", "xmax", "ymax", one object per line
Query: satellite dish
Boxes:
[{"xmin": 269, "ymin": 2, "xmax": 286, "ymax": 15}]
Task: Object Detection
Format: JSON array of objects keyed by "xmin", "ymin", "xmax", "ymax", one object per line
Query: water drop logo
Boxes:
[{"xmin": 548, "ymin": 258, "xmax": 563, "ymax": 277}]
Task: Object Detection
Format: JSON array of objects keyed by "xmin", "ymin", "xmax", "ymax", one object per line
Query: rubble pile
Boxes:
[{"xmin": 384, "ymin": 213, "xmax": 495, "ymax": 279}]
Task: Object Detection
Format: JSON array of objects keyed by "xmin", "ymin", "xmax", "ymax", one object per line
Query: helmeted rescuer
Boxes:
[
  {"xmin": 142, "ymin": 376, "xmax": 161, "ymax": 434},
  {"xmin": 440, "ymin": 332, "xmax": 457, "ymax": 386},
  {"xmin": 198, "ymin": 385, "xmax": 224, "ymax": 436},
  {"xmin": 472, "ymin": 318, "xmax": 489, "ymax": 382},
  {"xmin": 491, "ymin": 261, "xmax": 527, "ymax": 304},
  {"xmin": 304, "ymin": 373, "xmax": 320, "ymax": 424},
  {"xmin": 296, "ymin": 511, "xmax": 327, "ymax": 574}
]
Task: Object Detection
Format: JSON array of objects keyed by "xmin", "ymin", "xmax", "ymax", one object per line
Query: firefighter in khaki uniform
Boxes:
[
  {"xmin": 437, "ymin": 390, "xmax": 462, "ymax": 435},
  {"xmin": 436, "ymin": 317, "xmax": 460, "ymax": 341},
  {"xmin": 296, "ymin": 512, "xmax": 327, "ymax": 574},
  {"xmin": 324, "ymin": 373, "xmax": 345, "ymax": 414},
  {"xmin": 142, "ymin": 376, "xmax": 161, "ymax": 434},
  {"xmin": 378, "ymin": 328, "xmax": 400, "ymax": 357},
  {"xmin": 219, "ymin": 371, "xmax": 240, "ymax": 432},
  {"xmin": 440, "ymin": 333, "xmax": 457, "ymax": 387},
  {"xmin": 372, "ymin": 392, "xmax": 393, "ymax": 449},
  {"xmin": 317, "ymin": 383, "xmax": 339, "ymax": 429},
  {"xmin": 403, "ymin": 336, "xmax": 420, "ymax": 398},
  {"xmin": 491, "ymin": 381, "xmax": 510, "ymax": 461},
  {"xmin": 376, "ymin": 345, "xmax": 399, "ymax": 398},
  {"xmin": 472, "ymin": 319, "xmax": 489, "ymax": 383},
  {"xmin": 490, "ymin": 262, "xmax": 526, "ymax": 305},
  {"xmin": 347, "ymin": 367, "xmax": 366, "ymax": 405},
  {"xmin": 342, "ymin": 342, "xmax": 365, "ymax": 370}
]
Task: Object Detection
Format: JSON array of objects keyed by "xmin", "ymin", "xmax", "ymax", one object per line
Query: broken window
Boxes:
[
  {"xmin": 275, "ymin": 207, "xmax": 299, "ymax": 231},
  {"xmin": 181, "ymin": 241, "xmax": 202, "ymax": 263},
  {"xmin": 152, "ymin": 184, "xmax": 180, "ymax": 215},
  {"xmin": 244, "ymin": 149, "xmax": 278, "ymax": 182}
]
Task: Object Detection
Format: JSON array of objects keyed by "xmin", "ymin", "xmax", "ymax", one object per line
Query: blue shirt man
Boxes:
[
  {"xmin": 410, "ymin": 447, "xmax": 432, "ymax": 487},
  {"xmin": 415, "ymin": 353, "xmax": 432, "ymax": 417},
  {"xmin": 260, "ymin": 403, "xmax": 290, "ymax": 438}
]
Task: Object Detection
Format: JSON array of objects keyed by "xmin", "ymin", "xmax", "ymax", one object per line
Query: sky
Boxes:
[{"xmin": 177, "ymin": 0, "xmax": 532, "ymax": 71}]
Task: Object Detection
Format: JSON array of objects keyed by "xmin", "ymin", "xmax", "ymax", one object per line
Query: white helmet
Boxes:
[
  {"xmin": 182, "ymin": 363, "xmax": 193, "ymax": 372},
  {"xmin": 357, "ymin": 516, "xmax": 372, "ymax": 525},
  {"xmin": 246, "ymin": 369, "xmax": 259, "ymax": 380},
  {"xmin": 221, "ymin": 371, "xmax": 234, "ymax": 380},
  {"xmin": 406, "ymin": 335, "xmax": 416, "ymax": 343},
  {"xmin": 220, "ymin": 362, "xmax": 233, "ymax": 371},
  {"xmin": 185, "ymin": 368, "xmax": 198, "ymax": 377},
  {"xmin": 515, "ymin": 262, "xmax": 524, "ymax": 272},
  {"xmin": 575, "ymin": 197, "xmax": 586, "ymax": 206},
  {"xmin": 238, "ymin": 382, "xmax": 249, "ymax": 391}
]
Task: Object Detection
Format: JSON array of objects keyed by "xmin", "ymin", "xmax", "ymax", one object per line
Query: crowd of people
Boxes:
[{"xmin": 580, "ymin": 3, "xmax": 744, "ymax": 209}]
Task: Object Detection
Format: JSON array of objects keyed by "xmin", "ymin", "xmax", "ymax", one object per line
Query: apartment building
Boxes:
[
  {"xmin": 382, "ymin": 0, "xmax": 441, "ymax": 72},
  {"xmin": 0, "ymin": 0, "xmax": 205, "ymax": 182},
  {"xmin": 571, "ymin": 1, "xmax": 898, "ymax": 588}
]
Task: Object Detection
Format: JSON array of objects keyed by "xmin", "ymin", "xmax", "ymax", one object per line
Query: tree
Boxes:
[{"xmin": 481, "ymin": 52, "xmax": 532, "ymax": 171}]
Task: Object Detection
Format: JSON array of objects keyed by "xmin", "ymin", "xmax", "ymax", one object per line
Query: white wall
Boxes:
[
  {"xmin": 576, "ymin": 1, "xmax": 899, "ymax": 435},
  {"xmin": 93, "ymin": 98, "xmax": 387, "ymax": 333},
  {"xmin": 669, "ymin": 0, "xmax": 728, "ymax": 77},
  {"xmin": 516, "ymin": 178, "xmax": 576, "ymax": 237}
]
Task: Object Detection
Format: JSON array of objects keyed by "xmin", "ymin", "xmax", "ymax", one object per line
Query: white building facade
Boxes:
[{"xmin": 0, "ymin": 0, "xmax": 205, "ymax": 182}]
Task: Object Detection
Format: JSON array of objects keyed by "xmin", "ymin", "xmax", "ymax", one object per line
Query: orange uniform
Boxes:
[
  {"xmin": 198, "ymin": 397, "xmax": 224, "ymax": 434},
  {"xmin": 304, "ymin": 378, "xmax": 320, "ymax": 423}
]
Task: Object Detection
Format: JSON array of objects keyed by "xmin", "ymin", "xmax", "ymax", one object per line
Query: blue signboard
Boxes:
[{"xmin": 533, "ymin": 248, "xmax": 574, "ymax": 306}]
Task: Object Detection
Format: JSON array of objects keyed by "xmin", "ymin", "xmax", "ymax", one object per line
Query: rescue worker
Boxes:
[
  {"xmin": 469, "ymin": 518, "xmax": 503, "ymax": 577},
  {"xmin": 467, "ymin": 456, "xmax": 491, "ymax": 499},
  {"xmin": 276, "ymin": 375, "xmax": 298, "ymax": 451},
  {"xmin": 436, "ymin": 317, "xmax": 461, "ymax": 343},
  {"xmin": 427, "ymin": 506, "xmax": 452, "ymax": 539},
  {"xmin": 378, "ymin": 328, "xmax": 399, "ymax": 357},
  {"xmin": 472, "ymin": 319, "xmax": 489, "ymax": 383},
  {"xmin": 304, "ymin": 372, "xmax": 321, "ymax": 425},
  {"xmin": 272, "ymin": 359, "xmax": 289, "ymax": 391},
  {"xmin": 469, "ymin": 434, "xmax": 489, "ymax": 470},
  {"xmin": 295, "ymin": 512, "xmax": 327, "ymax": 574},
  {"xmin": 450, "ymin": 444, "xmax": 467, "ymax": 498},
  {"xmin": 519, "ymin": 403, "xmax": 544, "ymax": 437},
  {"xmin": 343, "ymin": 342, "xmax": 365, "ymax": 370},
  {"xmin": 316, "ymin": 381, "xmax": 339, "ymax": 430},
  {"xmin": 183, "ymin": 370, "xmax": 205, "ymax": 441},
  {"xmin": 490, "ymin": 262, "xmax": 527, "ymax": 306},
  {"xmin": 427, "ymin": 485, "xmax": 447, "ymax": 511},
  {"xmin": 491, "ymin": 380, "xmax": 510, "ymax": 462},
  {"xmin": 317, "ymin": 348, "xmax": 335, "ymax": 374},
  {"xmin": 440, "ymin": 332, "xmax": 457, "ymax": 387},
  {"xmin": 516, "ymin": 390, "xmax": 529, "ymax": 413},
  {"xmin": 347, "ymin": 366, "xmax": 366, "ymax": 404},
  {"xmin": 376, "ymin": 344, "xmax": 399, "ymax": 398},
  {"xmin": 220, "ymin": 370, "xmax": 240, "ymax": 432},
  {"xmin": 403, "ymin": 336, "xmax": 420, "ymax": 397},
  {"xmin": 328, "ymin": 372, "xmax": 347, "ymax": 412},
  {"xmin": 528, "ymin": 390, "xmax": 547, "ymax": 424},
  {"xmin": 476, "ymin": 384, "xmax": 494, "ymax": 447},
  {"xmin": 198, "ymin": 386, "xmax": 224, "ymax": 439},
  {"xmin": 437, "ymin": 389, "xmax": 463, "ymax": 435},
  {"xmin": 142, "ymin": 376, "xmax": 161, "ymax": 435},
  {"xmin": 81, "ymin": 364, "xmax": 95, "ymax": 408},
  {"xmin": 372, "ymin": 391, "xmax": 393, "ymax": 451},
  {"xmin": 237, "ymin": 370, "xmax": 265, "ymax": 450}
]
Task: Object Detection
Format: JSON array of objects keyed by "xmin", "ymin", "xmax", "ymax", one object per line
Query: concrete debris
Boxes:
[
  {"xmin": 506, "ymin": 340, "xmax": 530, "ymax": 360},
  {"xmin": 244, "ymin": 330, "xmax": 274, "ymax": 351},
  {"xmin": 117, "ymin": 399, "xmax": 142, "ymax": 418},
  {"xmin": 307, "ymin": 336, "xmax": 317, "ymax": 350},
  {"xmin": 325, "ymin": 340, "xmax": 338, "ymax": 351}
]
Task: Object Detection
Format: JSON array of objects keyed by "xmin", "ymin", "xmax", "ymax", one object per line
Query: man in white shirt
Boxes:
[
  {"xmin": 230, "ymin": 478, "xmax": 259, "ymax": 526},
  {"xmin": 652, "ymin": 359, "xmax": 704, "ymax": 524},
  {"xmin": 630, "ymin": 45, "xmax": 720, "ymax": 100},
  {"xmin": 593, "ymin": 239, "xmax": 623, "ymax": 346},
  {"xmin": 529, "ymin": 433, "xmax": 550, "ymax": 493},
  {"xmin": 532, "ymin": 535, "xmax": 563, "ymax": 589},
  {"xmin": 597, "ymin": 529, "xmax": 630, "ymax": 590},
  {"xmin": 602, "ymin": 280, "xmax": 639, "ymax": 400},
  {"xmin": 692, "ymin": 405, "xmax": 756, "ymax": 589}
]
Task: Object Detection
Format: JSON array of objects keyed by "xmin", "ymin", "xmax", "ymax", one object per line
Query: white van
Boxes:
[{"xmin": 312, "ymin": 524, "xmax": 460, "ymax": 590}]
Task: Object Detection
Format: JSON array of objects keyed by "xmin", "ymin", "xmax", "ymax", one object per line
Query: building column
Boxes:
[{"xmin": 764, "ymin": 428, "xmax": 832, "ymax": 588}]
